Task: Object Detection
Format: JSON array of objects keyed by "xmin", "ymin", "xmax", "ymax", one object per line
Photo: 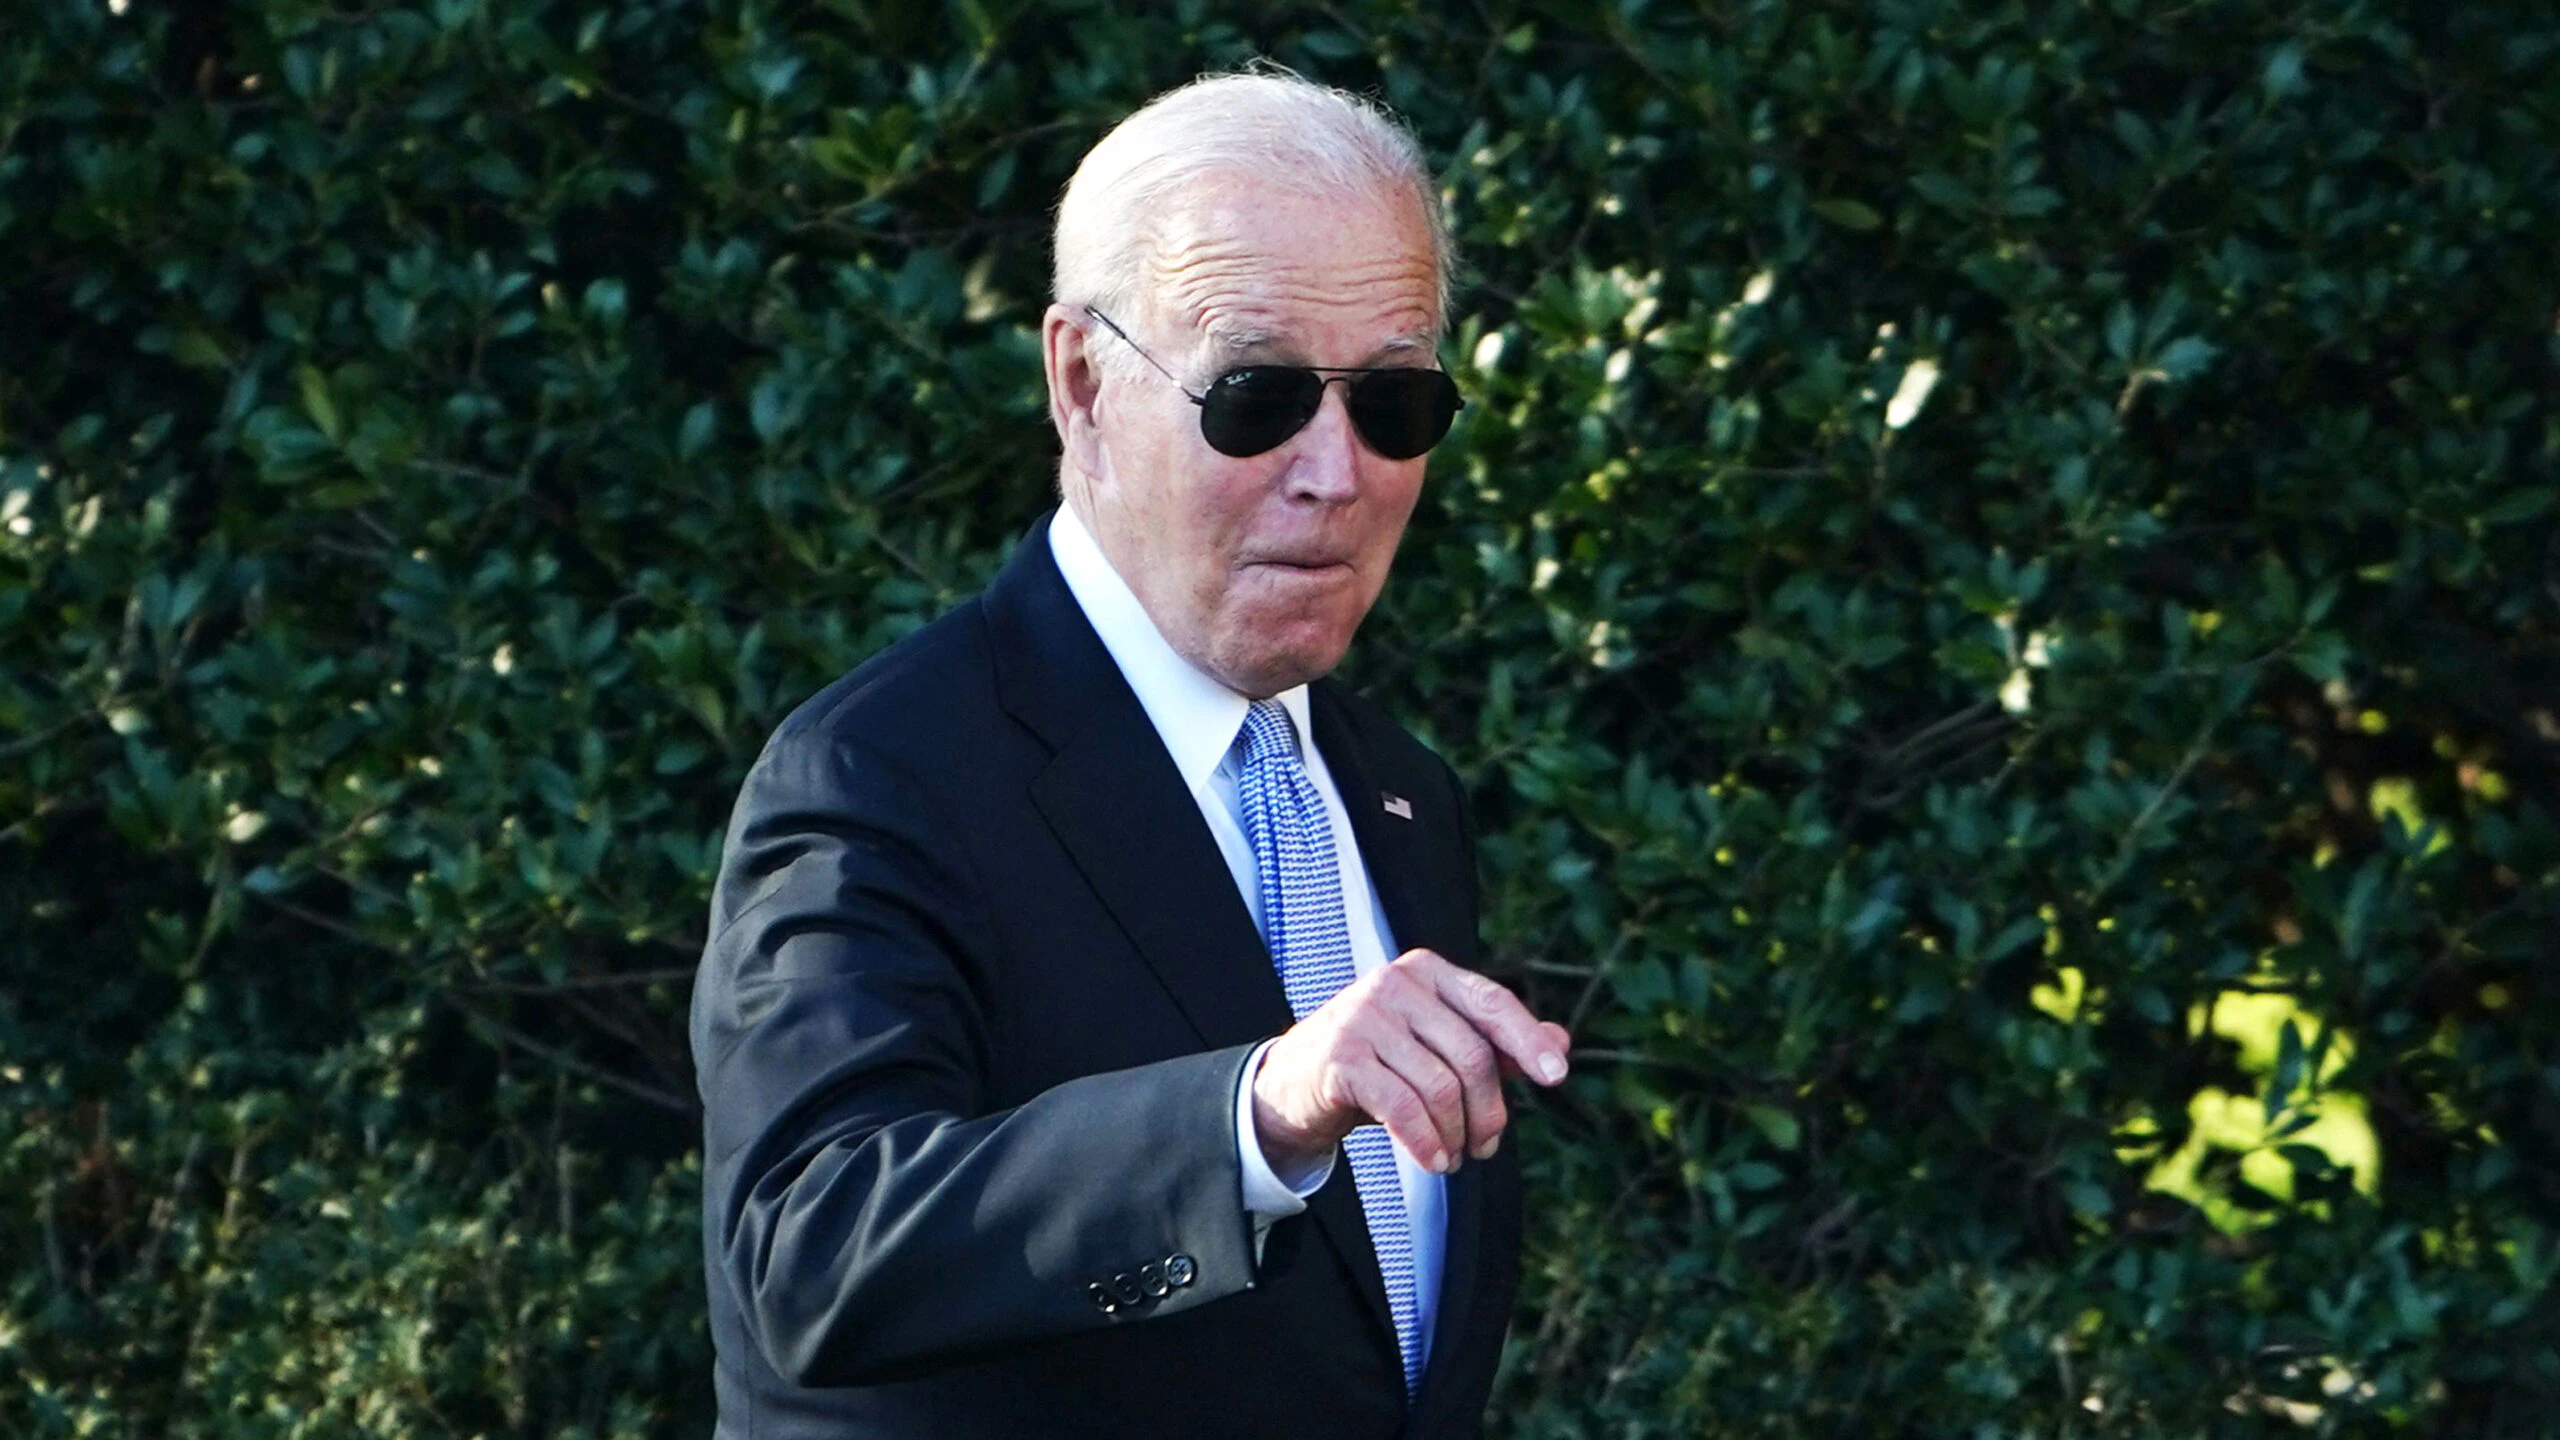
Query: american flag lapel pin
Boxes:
[{"xmin": 1381, "ymin": 792, "xmax": 1414, "ymax": 820}]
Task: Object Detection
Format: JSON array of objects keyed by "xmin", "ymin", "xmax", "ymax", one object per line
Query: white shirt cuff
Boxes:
[{"xmin": 1235, "ymin": 1038, "xmax": 1334, "ymax": 1218}]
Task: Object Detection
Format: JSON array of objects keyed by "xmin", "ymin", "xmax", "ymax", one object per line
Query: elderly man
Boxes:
[{"xmin": 691, "ymin": 71, "xmax": 1570, "ymax": 1439}]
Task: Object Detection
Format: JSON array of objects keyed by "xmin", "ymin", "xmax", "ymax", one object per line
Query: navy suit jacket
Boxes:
[{"xmin": 690, "ymin": 510, "xmax": 1522, "ymax": 1438}]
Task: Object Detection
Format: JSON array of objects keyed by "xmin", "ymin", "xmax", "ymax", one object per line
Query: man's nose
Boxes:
[{"xmin": 1283, "ymin": 379, "xmax": 1364, "ymax": 502}]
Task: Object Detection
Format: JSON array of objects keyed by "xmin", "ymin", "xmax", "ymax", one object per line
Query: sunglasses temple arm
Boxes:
[{"xmin": 1082, "ymin": 305, "xmax": 1206, "ymax": 403}]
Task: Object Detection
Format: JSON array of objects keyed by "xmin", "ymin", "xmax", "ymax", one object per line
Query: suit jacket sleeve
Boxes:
[{"xmin": 691, "ymin": 722, "xmax": 1263, "ymax": 1389}]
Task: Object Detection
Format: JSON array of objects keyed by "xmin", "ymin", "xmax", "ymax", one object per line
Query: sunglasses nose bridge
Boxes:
[
  {"xmin": 1310, "ymin": 373, "xmax": 1362, "ymax": 431},
  {"xmin": 1298, "ymin": 376, "xmax": 1365, "ymax": 463},
  {"xmin": 1263, "ymin": 372, "xmax": 1358, "ymax": 447},
  {"xmin": 1257, "ymin": 376, "xmax": 1361, "ymax": 502}
]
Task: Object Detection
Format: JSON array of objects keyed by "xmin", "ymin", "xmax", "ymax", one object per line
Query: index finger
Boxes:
[
  {"xmin": 1408, "ymin": 953, "xmax": 1569, "ymax": 1085},
  {"xmin": 1495, "ymin": 1024, "xmax": 1575, "ymax": 1080}
]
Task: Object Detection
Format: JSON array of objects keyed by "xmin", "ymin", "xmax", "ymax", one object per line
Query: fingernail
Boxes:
[
  {"xmin": 1474, "ymin": 1136, "xmax": 1498, "ymax": 1160},
  {"xmin": 1538, "ymin": 1053, "xmax": 1566, "ymax": 1083},
  {"xmin": 1429, "ymin": 1151, "xmax": 1450, "ymax": 1174}
]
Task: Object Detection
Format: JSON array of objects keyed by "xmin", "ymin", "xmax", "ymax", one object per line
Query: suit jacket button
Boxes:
[
  {"xmin": 1140, "ymin": 1261, "xmax": 1171, "ymax": 1298},
  {"xmin": 1110, "ymin": 1271, "xmax": 1146, "ymax": 1306},
  {"xmin": 1165, "ymin": 1253, "xmax": 1197, "ymax": 1288},
  {"xmin": 1086, "ymin": 1282, "xmax": 1118, "ymax": 1313}
]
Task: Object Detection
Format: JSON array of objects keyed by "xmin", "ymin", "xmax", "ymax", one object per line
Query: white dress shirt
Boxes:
[{"xmin": 1048, "ymin": 502, "xmax": 1447, "ymax": 1367}]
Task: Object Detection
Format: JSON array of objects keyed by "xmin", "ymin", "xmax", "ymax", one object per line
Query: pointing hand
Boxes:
[{"xmin": 1250, "ymin": 948, "xmax": 1571, "ymax": 1177}]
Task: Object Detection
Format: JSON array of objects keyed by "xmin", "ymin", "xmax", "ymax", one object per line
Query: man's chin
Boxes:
[{"xmin": 1205, "ymin": 628, "xmax": 1359, "ymax": 700}]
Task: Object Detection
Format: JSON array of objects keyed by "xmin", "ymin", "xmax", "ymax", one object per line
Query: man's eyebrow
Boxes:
[
  {"xmin": 1206, "ymin": 323, "xmax": 1281, "ymax": 354},
  {"xmin": 1204, "ymin": 328, "xmax": 1439, "ymax": 364}
]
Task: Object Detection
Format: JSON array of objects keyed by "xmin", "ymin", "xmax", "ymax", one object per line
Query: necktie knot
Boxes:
[{"xmin": 1232, "ymin": 699, "xmax": 1299, "ymax": 770}]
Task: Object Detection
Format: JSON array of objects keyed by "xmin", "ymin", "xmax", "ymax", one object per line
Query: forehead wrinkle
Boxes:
[
  {"xmin": 1152, "ymin": 246, "xmax": 1434, "ymax": 307},
  {"xmin": 1146, "ymin": 218, "xmax": 1437, "ymax": 345},
  {"xmin": 1158, "ymin": 264, "xmax": 1438, "ymax": 366}
]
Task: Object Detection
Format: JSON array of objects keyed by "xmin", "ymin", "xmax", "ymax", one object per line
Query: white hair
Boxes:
[{"xmin": 1051, "ymin": 69, "xmax": 1454, "ymax": 337}]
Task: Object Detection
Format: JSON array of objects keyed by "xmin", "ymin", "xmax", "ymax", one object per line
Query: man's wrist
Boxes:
[{"xmin": 1235, "ymin": 1039, "xmax": 1333, "ymax": 1214}]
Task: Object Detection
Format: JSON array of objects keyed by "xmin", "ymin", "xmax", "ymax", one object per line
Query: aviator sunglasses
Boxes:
[{"xmin": 1083, "ymin": 306, "xmax": 1464, "ymax": 461}]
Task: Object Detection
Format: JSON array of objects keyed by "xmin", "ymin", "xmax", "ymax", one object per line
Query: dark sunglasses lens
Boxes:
[
  {"xmin": 1347, "ymin": 370, "xmax": 1463, "ymax": 460},
  {"xmin": 1200, "ymin": 368, "xmax": 1324, "ymax": 457}
]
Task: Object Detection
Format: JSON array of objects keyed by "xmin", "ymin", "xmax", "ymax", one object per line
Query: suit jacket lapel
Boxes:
[
  {"xmin": 986, "ymin": 513, "xmax": 1290, "ymax": 1051},
  {"xmin": 1311, "ymin": 683, "xmax": 1451, "ymax": 958}
]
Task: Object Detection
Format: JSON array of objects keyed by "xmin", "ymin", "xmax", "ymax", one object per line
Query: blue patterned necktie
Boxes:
[{"xmin": 1231, "ymin": 699, "xmax": 1423, "ymax": 1395}]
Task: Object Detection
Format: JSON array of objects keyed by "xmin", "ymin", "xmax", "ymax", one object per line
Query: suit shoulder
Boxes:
[{"xmin": 760, "ymin": 595, "xmax": 1002, "ymax": 766}]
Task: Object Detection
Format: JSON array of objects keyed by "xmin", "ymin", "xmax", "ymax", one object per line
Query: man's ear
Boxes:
[{"xmin": 1041, "ymin": 303, "xmax": 1105, "ymax": 484}]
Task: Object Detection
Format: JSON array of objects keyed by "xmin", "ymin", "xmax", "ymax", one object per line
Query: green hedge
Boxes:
[{"xmin": 6, "ymin": 1, "xmax": 2557, "ymax": 1434}]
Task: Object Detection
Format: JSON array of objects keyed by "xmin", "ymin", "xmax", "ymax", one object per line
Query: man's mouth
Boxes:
[{"xmin": 1248, "ymin": 556, "xmax": 1353, "ymax": 571}]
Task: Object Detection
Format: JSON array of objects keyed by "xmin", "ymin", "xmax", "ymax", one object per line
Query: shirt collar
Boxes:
[{"xmin": 1048, "ymin": 502, "xmax": 1315, "ymax": 788}]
